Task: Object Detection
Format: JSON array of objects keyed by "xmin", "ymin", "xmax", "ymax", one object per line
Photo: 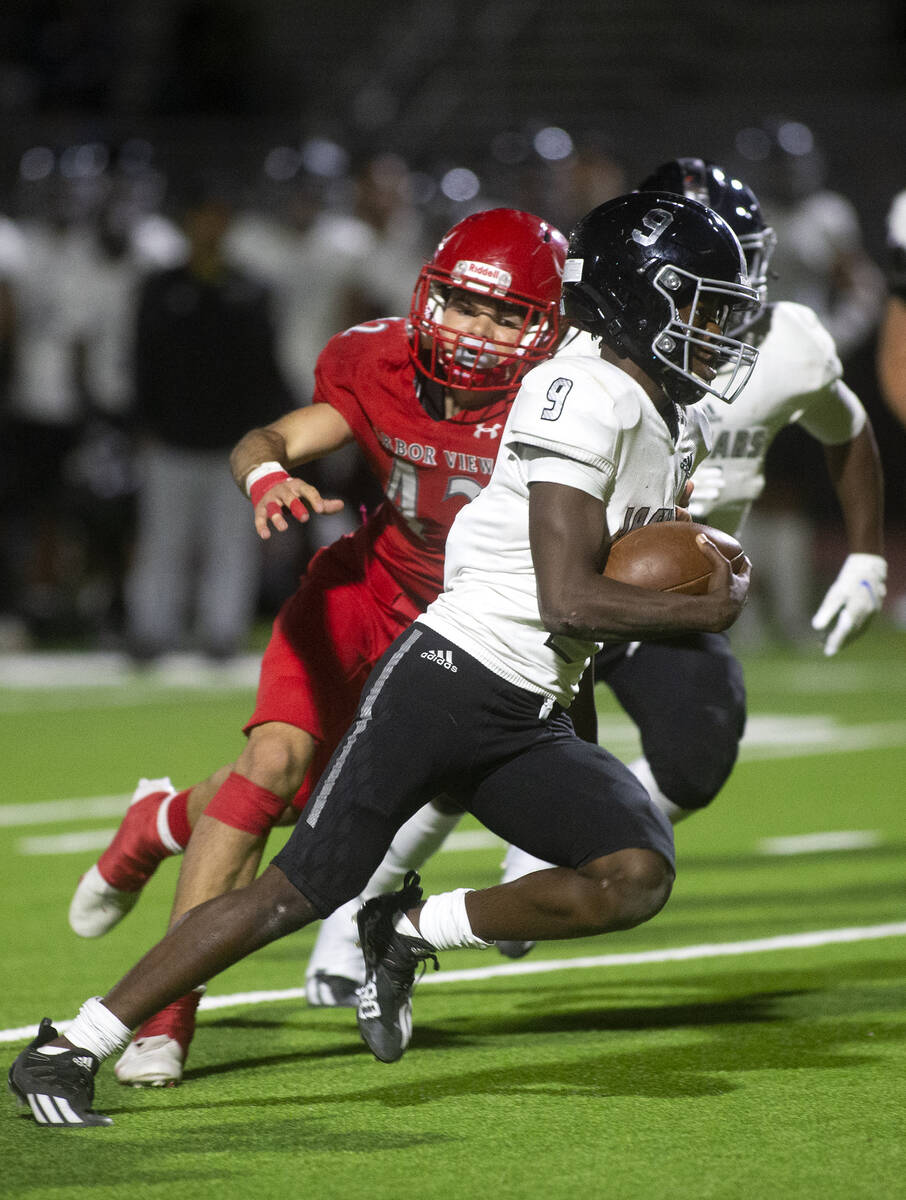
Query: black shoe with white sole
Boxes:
[
  {"xmin": 356, "ymin": 872, "xmax": 439, "ymax": 1063},
  {"xmin": 8, "ymin": 1018, "xmax": 111, "ymax": 1127}
]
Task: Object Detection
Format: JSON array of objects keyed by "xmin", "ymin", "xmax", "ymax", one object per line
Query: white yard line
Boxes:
[
  {"xmin": 19, "ymin": 830, "xmax": 127, "ymax": 855},
  {"xmin": 15, "ymin": 823, "xmax": 894, "ymax": 858},
  {"xmin": 0, "ymin": 796, "xmax": 131, "ymax": 827},
  {"xmin": 15, "ymin": 828, "xmax": 505, "ymax": 856},
  {"xmin": 758, "ymin": 831, "xmax": 882, "ymax": 855},
  {"xmin": 15, "ymin": 827, "xmax": 504, "ymax": 856},
  {"xmin": 2, "ymin": 920, "xmax": 904, "ymax": 1045},
  {"xmin": 1, "ymin": 652, "xmax": 901, "ymax": 694},
  {"xmin": 0, "ymin": 651, "xmax": 261, "ymax": 690}
]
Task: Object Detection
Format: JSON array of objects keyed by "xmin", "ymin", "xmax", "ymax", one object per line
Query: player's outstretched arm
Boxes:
[
  {"xmin": 811, "ymin": 421, "xmax": 886, "ymax": 655},
  {"xmin": 529, "ymin": 481, "xmax": 750, "ymax": 642},
  {"xmin": 230, "ymin": 405, "xmax": 354, "ymax": 539},
  {"xmin": 822, "ymin": 421, "xmax": 885, "ymax": 557},
  {"xmin": 878, "ymin": 295, "xmax": 906, "ymax": 429}
]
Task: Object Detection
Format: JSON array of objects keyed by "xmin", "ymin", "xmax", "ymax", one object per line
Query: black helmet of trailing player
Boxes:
[
  {"xmin": 408, "ymin": 208, "xmax": 568, "ymax": 393},
  {"xmin": 561, "ymin": 192, "xmax": 760, "ymax": 406},
  {"xmin": 637, "ymin": 157, "xmax": 776, "ymax": 331}
]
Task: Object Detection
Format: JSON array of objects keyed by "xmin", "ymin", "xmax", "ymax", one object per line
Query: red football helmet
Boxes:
[{"xmin": 408, "ymin": 208, "xmax": 568, "ymax": 393}]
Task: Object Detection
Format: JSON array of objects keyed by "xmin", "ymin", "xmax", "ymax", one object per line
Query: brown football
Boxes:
[{"xmin": 603, "ymin": 521, "xmax": 746, "ymax": 595}]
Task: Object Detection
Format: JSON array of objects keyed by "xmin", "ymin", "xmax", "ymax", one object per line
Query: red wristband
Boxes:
[{"xmin": 249, "ymin": 469, "xmax": 290, "ymax": 509}]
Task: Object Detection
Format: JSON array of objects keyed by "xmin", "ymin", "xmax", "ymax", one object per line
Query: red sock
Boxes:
[
  {"xmin": 166, "ymin": 789, "xmax": 192, "ymax": 849},
  {"xmin": 132, "ymin": 988, "xmax": 205, "ymax": 1057},
  {"xmin": 97, "ymin": 786, "xmax": 184, "ymax": 891}
]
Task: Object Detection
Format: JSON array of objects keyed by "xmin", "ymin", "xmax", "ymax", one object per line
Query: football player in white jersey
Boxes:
[
  {"xmin": 10, "ymin": 192, "xmax": 756, "ymax": 1121},
  {"xmin": 304, "ymin": 159, "xmax": 887, "ymax": 991},
  {"xmin": 493, "ymin": 160, "xmax": 885, "ymax": 947},
  {"xmin": 490, "ymin": 160, "xmax": 886, "ymax": 951},
  {"xmin": 592, "ymin": 159, "xmax": 885, "ymax": 791}
]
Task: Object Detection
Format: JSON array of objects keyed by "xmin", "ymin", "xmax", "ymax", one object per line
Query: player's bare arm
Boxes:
[
  {"xmin": 878, "ymin": 295, "xmax": 906, "ymax": 428},
  {"xmin": 230, "ymin": 404, "xmax": 354, "ymax": 539},
  {"xmin": 529, "ymin": 481, "xmax": 750, "ymax": 641},
  {"xmin": 822, "ymin": 421, "xmax": 885, "ymax": 556}
]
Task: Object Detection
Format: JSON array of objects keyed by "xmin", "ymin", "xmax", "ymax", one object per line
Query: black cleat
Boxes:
[
  {"xmin": 496, "ymin": 939, "xmax": 537, "ymax": 960},
  {"xmin": 355, "ymin": 872, "xmax": 439, "ymax": 1063},
  {"xmin": 8, "ymin": 1018, "xmax": 111, "ymax": 1127}
]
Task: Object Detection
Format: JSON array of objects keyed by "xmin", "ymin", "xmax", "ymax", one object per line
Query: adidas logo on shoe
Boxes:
[
  {"xmin": 355, "ymin": 872, "xmax": 439, "ymax": 1063},
  {"xmin": 420, "ymin": 648, "xmax": 457, "ymax": 672},
  {"xmin": 356, "ymin": 978, "xmax": 381, "ymax": 1020},
  {"xmin": 8, "ymin": 1018, "xmax": 112, "ymax": 1126}
]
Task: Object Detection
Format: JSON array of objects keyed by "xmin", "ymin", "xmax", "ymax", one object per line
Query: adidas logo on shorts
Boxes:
[{"xmin": 420, "ymin": 647, "xmax": 458, "ymax": 672}]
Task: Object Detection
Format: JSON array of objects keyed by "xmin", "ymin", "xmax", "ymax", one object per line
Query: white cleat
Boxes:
[
  {"xmin": 305, "ymin": 972, "xmax": 361, "ymax": 1008},
  {"xmin": 304, "ymin": 897, "xmax": 367, "ymax": 1007},
  {"xmin": 114, "ymin": 1035, "xmax": 184, "ymax": 1087},
  {"xmin": 68, "ymin": 864, "xmax": 140, "ymax": 938},
  {"xmin": 67, "ymin": 776, "xmax": 177, "ymax": 938}
]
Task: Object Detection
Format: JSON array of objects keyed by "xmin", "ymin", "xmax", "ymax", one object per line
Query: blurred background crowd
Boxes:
[{"xmin": 0, "ymin": 0, "xmax": 904, "ymax": 661}]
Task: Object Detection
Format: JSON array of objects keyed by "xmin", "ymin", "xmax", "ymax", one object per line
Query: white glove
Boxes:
[
  {"xmin": 688, "ymin": 463, "xmax": 725, "ymax": 518},
  {"xmin": 811, "ymin": 553, "xmax": 887, "ymax": 656}
]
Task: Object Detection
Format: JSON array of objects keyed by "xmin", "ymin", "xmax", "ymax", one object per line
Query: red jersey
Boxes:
[
  {"xmin": 245, "ymin": 317, "xmax": 516, "ymax": 809},
  {"xmin": 314, "ymin": 318, "xmax": 511, "ymax": 608}
]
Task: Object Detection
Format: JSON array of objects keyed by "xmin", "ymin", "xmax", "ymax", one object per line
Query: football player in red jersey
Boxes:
[{"xmin": 67, "ymin": 207, "xmax": 568, "ymax": 1085}]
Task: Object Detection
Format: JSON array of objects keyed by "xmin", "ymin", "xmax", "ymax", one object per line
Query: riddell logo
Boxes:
[
  {"xmin": 421, "ymin": 648, "xmax": 458, "ymax": 671},
  {"xmin": 453, "ymin": 260, "xmax": 513, "ymax": 290}
]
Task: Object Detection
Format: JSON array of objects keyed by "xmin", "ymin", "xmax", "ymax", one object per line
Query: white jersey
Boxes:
[
  {"xmin": 421, "ymin": 335, "xmax": 710, "ymax": 707},
  {"xmin": 692, "ymin": 301, "xmax": 866, "ymax": 536}
]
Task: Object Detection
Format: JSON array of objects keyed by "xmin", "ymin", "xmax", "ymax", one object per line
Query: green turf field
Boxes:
[{"xmin": 1, "ymin": 628, "xmax": 905, "ymax": 1199}]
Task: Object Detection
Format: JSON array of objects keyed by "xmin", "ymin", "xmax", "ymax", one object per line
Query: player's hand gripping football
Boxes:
[
  {"xmin": 248, "ymin": 467, "xmax": 345, "ymax": 540},
  {"xmin": 699, "ymin": 534, "xmax": 751, "ymax": 631},
  {"xmin": 811, "ymin": 553, "xmax": 887, "ymax": 656}
]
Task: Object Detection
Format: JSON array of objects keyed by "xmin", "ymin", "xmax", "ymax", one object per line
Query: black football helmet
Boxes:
[
  {"xmin": 637, "ymin": 158, "xmax": 776, "ymax": 329},
  {"xmin": 561, "ymin": 192, "xmax": 760, "ymax": 405}
]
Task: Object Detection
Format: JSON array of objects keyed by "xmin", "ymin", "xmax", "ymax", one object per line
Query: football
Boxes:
[{"xmin": 603, "ymin": 521, "xmax": 746, "ymax": 595}]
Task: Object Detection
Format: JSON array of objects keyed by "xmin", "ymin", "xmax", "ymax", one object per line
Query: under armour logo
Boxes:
[{"xmin": 473, "ymin": 422, "xmax": 502, "ymax": 439}]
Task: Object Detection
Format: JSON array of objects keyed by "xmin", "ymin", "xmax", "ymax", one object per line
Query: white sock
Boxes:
[
  {"xmin": 41, "ymin": 997, "xmax": 131, "ymax": 1061},
  {"xmin": 156, "ymin": 792, "xmax": 186, "ymax": 854},
  {"xmin": 408, "ymin": 888, "xmax": 493, "ymax": 951},
  {"xmin": 305, "ymin": 896, "xmax": 365, "ymax": 982},
  {"xmin": 500, "ymin": 843, "xmax": 554, "ymax": 883},
  {"xmin": 362, "ymin": 801, "xmax": 462, "ymax": 900},
  {"xmin": 628, "ymin": 756, "xmax": 691, "ymax": 825}
]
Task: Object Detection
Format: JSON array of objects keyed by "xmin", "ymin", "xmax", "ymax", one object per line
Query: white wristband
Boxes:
[{"xmin": 244, "ymin": 461, "xmax": 285, "ymax": 498}]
